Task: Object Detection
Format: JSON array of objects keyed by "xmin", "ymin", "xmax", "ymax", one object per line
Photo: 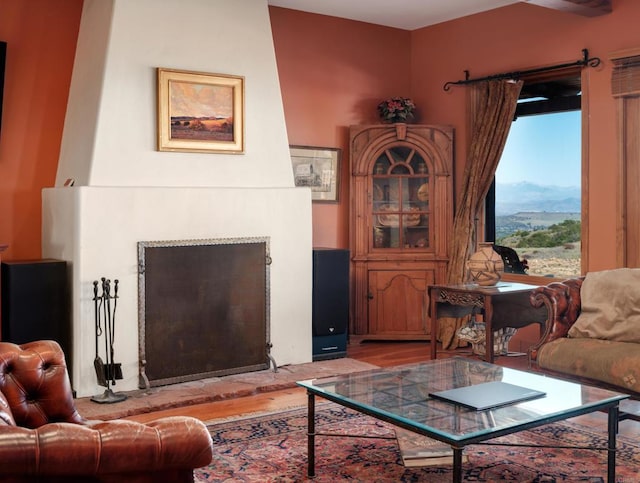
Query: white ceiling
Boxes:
[{"xmin": 267, "ymin": 0, "xmax": 522, "ymax": 31}]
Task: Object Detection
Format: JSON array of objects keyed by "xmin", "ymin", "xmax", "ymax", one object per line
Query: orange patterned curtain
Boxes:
[{"xmin": 438, "ymin": 79, "xmax": 523, "ymax": 349}]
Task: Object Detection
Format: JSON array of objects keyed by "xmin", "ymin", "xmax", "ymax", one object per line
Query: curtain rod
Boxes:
[{"xmin": 443, "ymin": 49, "xmax": 601, "ymax": 91}]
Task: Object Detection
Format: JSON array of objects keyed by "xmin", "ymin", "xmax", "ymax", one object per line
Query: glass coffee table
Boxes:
[{"xmin": 297, "ymin": 357, "xmax": 628, "ymax": 482}]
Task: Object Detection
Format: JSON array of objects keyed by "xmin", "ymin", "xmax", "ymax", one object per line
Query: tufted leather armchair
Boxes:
[{"xmin": 0, "ymin": 340, "xmax": 213, "ymax": 482}]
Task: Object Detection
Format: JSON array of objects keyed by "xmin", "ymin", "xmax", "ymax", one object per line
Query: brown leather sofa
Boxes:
[{"xmin": 0, "ymin": 340, "xmax": 213, "ymax": 482}]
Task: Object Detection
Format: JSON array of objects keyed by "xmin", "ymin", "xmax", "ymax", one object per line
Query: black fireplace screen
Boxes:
[{"xmin": 138, "ymin": 237, "xmax": 270, "ymax": 388}]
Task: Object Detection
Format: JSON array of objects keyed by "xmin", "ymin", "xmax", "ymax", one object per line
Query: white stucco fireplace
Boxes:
[{"xmin": 41, "ymin": 0, "xmax": 313, "ymax": 398}]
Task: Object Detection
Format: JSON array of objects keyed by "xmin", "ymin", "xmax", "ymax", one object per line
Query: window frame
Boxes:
[{"xmin": 479, "ymin": 66, "xmax": 587, "ymax": 282}]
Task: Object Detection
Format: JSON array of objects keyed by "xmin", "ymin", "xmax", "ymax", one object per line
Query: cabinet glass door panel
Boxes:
[{"xmin": 371, "ymin": 147, "xmax": 432, "ymax": 250}]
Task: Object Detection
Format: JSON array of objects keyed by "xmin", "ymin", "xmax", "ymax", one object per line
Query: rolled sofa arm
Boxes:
[
  {"xmin": 0, "ymin": 415, "xmax": 213, "ymax": 481},
  {"xmin": 528, "ymin": 277, "xmax": 584, "ymax": 362}
]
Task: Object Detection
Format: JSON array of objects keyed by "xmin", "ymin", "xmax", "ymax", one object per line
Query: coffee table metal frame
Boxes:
[{"xmin": 297, "ymin": 357, "xmax": 628, "ymax": 482}]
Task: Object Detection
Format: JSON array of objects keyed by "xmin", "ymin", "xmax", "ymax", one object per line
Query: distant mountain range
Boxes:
[{"xmin": 495, "ymin": 181, "xmax": 580, "ymax": 216}]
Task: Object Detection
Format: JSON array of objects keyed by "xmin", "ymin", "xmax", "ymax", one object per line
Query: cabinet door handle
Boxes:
[{"xmin": 367, "ymin": 291, "xmax": 374, "ymax": 300}]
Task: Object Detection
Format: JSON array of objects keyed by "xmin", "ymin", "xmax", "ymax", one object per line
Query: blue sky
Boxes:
[{"xmin": 496, "ymin": 110, "xmax": 581, "ymax": 187}]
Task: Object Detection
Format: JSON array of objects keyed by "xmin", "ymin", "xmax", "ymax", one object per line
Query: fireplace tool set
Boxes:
[{"xmin": 91, "ymin": 277, "xmax": 127, "ymax": 404}]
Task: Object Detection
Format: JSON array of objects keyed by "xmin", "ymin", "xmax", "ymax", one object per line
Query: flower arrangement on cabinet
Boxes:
[{"xmin": 377, "ymin": 97, "xmax": 416, "ymax": 123}]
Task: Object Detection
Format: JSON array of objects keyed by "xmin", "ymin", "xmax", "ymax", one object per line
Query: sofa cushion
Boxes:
[
  {"xmin": 537, "ymin": 337, "xmax": 640, "ymax": 393},
  {"xmin": 568, "ymin": 268, "xmax": 640, "ymax": 343}
]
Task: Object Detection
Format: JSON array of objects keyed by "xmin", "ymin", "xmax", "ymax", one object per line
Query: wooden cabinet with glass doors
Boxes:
[{"xmin": 350, "ymin": 124, "xmax": 453, "ymax": 339}]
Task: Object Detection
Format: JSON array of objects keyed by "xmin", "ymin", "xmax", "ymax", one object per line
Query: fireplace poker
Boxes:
[
  {"xmin": 110, "ymin": 279, "xmax": 119, "ymax": 385},
  {"xmin": 102, "ymin": 278, "xmax": 111, "ymax": 384},
  {"xmin": 102, "ymin": 278, "xmax": 123, "ymax": 385},
  {"xmin": 93, "ymin": 280, "xmax": 107, "ymax": 387},
  {"xmin": 105, "ymin": 279, "xmax": 114, "ymax": 385}
]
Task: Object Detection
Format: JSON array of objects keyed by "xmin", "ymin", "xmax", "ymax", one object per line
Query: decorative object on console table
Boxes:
[
  {"xmin": 466, "ymin": 242, "xmax": 505, "ymax": 286},
  {"xmin": 290, "ymin": 146, "xmax": 341, "ymax": 202},
  {"xmin": 492, "ymin": 244, "xmax": 529, "ymax": 274},
  {"xmin": 377, "ymin": 96, "xmax": 416, "ymax": 123},
  {"xmin": 157, "ymin": 68, "xmax": 245, "ymax": 154},
  {"xmin": 457, "ymin": 322, "xmax": 517, "ymax": 357}
]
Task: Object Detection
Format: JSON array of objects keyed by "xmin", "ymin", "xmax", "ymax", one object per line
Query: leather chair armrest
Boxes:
[
  {"xmin": 0, "ymin": 416, "xmax": 213, "ymax": 478},
  {"xmin": 528, "ymin": 277, "xmax": 584, "ymax": 361}
]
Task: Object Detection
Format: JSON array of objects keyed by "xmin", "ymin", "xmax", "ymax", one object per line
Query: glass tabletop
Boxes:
[{"xmin": 297, "ymin": 357, "xmax": 628, "ymax": 444}]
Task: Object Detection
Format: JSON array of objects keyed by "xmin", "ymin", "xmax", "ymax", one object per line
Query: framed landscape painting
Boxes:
[
  {"xmin": 157, "ymin": 68, "xmax": 244, "ymax": 153},
  {"xmin": 290, "ymin": 145, "xmax": 341, "ymax": 202}
]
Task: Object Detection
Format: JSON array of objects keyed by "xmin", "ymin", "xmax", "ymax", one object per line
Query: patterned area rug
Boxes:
[{"xmin": 196, "ymin": 404, "xmax": 639, "ymax": 482}]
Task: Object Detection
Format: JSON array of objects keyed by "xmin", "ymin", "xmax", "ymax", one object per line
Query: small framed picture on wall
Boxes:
[{"xmin": 289, "ymin": 145, "xmax": 341, "ymax": 202}]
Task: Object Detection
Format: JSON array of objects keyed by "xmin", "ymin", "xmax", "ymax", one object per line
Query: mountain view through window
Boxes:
[{"xmin": 495, "ymin": 109, "xmax": 581, "ymax": 278}]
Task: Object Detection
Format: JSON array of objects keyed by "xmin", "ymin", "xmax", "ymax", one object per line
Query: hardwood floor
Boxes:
[{"xmin": 125, "ymin": 340, "xmax": 640, "ymax": 440}]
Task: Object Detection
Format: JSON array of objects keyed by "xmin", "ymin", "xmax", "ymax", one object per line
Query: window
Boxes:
[{"xmin": 485, "ymin": 74, "xmax": 582, "ymax": 279}]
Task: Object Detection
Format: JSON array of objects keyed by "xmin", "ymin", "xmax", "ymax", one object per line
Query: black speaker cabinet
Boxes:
[
  {"xmin": 312, "ymin": 248, "xmax": 349, "ymax": 361},
  {"xmin": 1, "ymin": 260, "xmax": 71, "ymax": 364}
]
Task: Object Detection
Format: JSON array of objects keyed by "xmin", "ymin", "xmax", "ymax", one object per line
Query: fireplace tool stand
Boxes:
[{"xmin": 91, "ymin": 278, "xmax": 127, "ymax": 404}]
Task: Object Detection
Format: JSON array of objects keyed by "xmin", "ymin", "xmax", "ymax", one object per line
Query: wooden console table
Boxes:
[{"xmin": 429, "ymin": 282, "xmax": 547, "ymax": 363}]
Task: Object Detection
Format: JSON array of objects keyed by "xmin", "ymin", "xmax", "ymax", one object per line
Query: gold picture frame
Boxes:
[
  {"xmin": 290, "ymin": 145, "xmax": 341, "ymax": 202},
  {"xmin": 157, "ymin": 68, "xmax": 244, "ymax": 153}
]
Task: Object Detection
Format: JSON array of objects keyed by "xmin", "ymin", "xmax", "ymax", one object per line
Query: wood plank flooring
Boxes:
[{"xmin": 125, "ymin": 340, "xmax": 640, "ymax": 440}]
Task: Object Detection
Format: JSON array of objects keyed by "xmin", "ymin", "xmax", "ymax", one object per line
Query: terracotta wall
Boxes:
[
  {"xmin": 273, "ymin": 1, "xmax": 640, "ymax": 269},
  {"xmin": 0, "ymin": 3, "xmax": 411, "ymax": 258},
  {"xmin": 410, "ymin": 0, "xmax": 640, "ymax": 272},
  {"xmin": 0, "ymin": 0, "xmax": 83, "ymax": 260},
  {"xmin": 3, "ymin": 1, "xmax": 639, "ymax": 269},
  {"xmin": 408, "ymin": 0, "xmax": 640, "ymax": 350},
  {"xmin": 270, "ymin": 7, "xmax": 411, "ymax": 248}
]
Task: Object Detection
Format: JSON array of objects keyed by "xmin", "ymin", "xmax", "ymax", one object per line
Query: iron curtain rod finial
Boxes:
[
  {"xmin": 443, "ymin": 49, "xmax": 601, "ymax": 91},
  {"xmin": 443, "ymin": 69, "xmax": 472, "ymax": 91},
  {"xmin": 582, "ymin": 49, "xmax": 601, "ymax": 68}
]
